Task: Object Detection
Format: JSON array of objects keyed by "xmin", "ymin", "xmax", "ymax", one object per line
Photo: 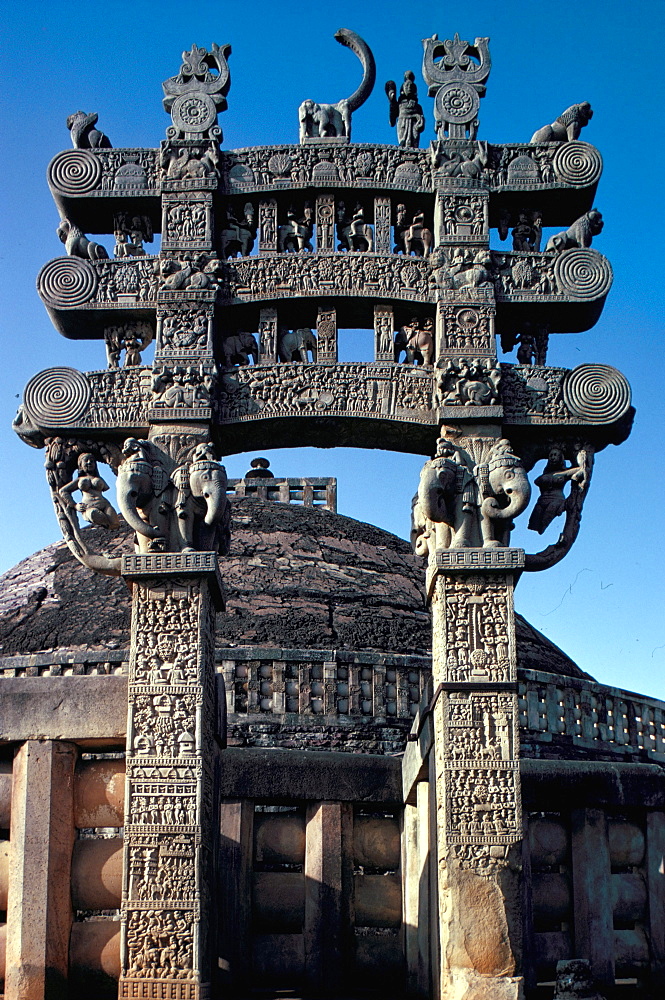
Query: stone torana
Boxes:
[{"xmin": 7, "ymin": 24, "xmax": 653, "ymax": 1000}]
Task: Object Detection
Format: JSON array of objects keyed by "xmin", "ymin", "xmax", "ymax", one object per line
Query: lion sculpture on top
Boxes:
[{"xmin": 530, "ymin": 102, "xmax": 593, "ymax": 143}]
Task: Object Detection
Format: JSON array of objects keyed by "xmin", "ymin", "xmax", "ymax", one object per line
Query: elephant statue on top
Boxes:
[
  {"xmin": 412, "ymin": 437, "xmax": 531, "ymax": 555},
  {"xmin": 278, "ymin": 327, "xmax": 317, "ymax": 363},
  {"xmin": 116, "ymin": 438, "xmax": 230, "ymax": 554},
  {"xmin": 221, "ymin": 331, "xmax": 258, "ymax": 368}
]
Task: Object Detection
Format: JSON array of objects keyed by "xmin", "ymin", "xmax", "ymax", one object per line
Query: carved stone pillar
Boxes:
[
  {"xmin": 374, "ymin": 196, "xmax": 392, "ymax": 254},
  {"xmin": 118, "ymin": 551, "xmax": 224, "ymax": 1000},
  {"xmin": 374, "ymin": 304, "xmax": 394, "ymax": 362},
  {"xmin": 315, "ymin": 193, "xmax": 335, "ymax": 252},
  {"xmin": 316, "ymin": 305, "xmax": 337, "ymax": 364},
  {"xmin": 428, "ymin": 548, "xmax": 524, "ymax": 999},
  {"xmin": 258, "ymin": 306, "xmax": 278, "ymax": 363},
  {"xmin": 258, "ymin": 199, "xmax": 278, "ymax": 252}
]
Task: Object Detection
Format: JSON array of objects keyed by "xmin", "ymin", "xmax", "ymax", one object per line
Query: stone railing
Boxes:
[
  {"xmin": 518, "ymin": 668, "xmax": 665, "ymax": 759},
  {"xmin": 226, "ymin": 476, "xmax": 337, "ymax": 511},
  {"xmin": 2, "ymin": 650, "xmax": 663, "ymax": 759}
]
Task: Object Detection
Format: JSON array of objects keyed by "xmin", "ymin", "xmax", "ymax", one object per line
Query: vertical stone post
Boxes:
[
  {"xmin": 5, "ymin": 740, "xmax": 77, "ymax": 1000},
  {"xmin": 258, "ymin": 306, "xmax": 278, "ymax": 363},
  {"xmin": 374, "ymin": 304, "xmax": 394, "ymax": 362},
  {"xmin": 428, "ymin": 548, "xmax": 524, "ymax": 999},
  {"xmin": 571, "ymin": 808, "xmax": 614, "ymax": 986},
  {"xmin": 118, "ymin": 551, "xmax": 224, "ymax": 1000},
  {"xmin": 315, "ymin": 194, "xmax": 335, "ymax": 252},
  {"xmin": 304, "ymin": 801, "xmax": 352, "ymax": 995},
  {"xmin": 258, "ymin": 198, "xmax": 278, "ymax": 252},
  {"xmin": 374, "ymin": 196, "xmax": 392, "ymax": 254},
  {"xmin": 316, "ymin": 305, "xmax": 337, "ymax": 365}
]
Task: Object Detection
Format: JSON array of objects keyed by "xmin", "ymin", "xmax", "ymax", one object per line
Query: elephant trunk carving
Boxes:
[{"xmin": 116, "ymin": 453, "xmax": 166, "ymax": 544}]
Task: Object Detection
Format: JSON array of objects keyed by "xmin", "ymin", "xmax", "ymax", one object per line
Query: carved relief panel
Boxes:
[{"xmin": 162, "ymin": 193, "xmax": 213, "ymax": 251}]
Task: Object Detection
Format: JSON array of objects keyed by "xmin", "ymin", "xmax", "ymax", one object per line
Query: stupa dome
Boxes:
[{"xmin": 0, "ymin": 497, "xmax": 589, "ymax": 681}]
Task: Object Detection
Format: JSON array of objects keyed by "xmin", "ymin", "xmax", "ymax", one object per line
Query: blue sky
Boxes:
[{"xmin": 1, "ymin": 0, "xmax": 664, "ymax": 697}]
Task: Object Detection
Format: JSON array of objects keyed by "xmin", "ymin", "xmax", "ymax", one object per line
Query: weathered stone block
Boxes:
[
  {"xmin": 353, "ymin": 815, "xmax": 400, "ymax": 870},
  {"xmin": 0, "ymin": 762, "xmax": 11, "ymax": 829},
  {"xmin": 354, "ymin": 873, "xmax": 402, "ymax": 927},
  {"xmin": 74, "ymin": 759, "xmax": 125, "ymax": 828},
  {"xmin": 608, "ymin": 818, "xmax": 645, "ymax": 868},
  {"xmin": 531, "ymin": 873, "xmax": 571, "ymax": 923},
  {"xmin": 252, "ymin": 872, "xmax": 305, "ymax": 931},
  {"xmin": 69, "ymin": 920, "xmax": 120, "ymax": 995},
  {"xmin": 528, "ymin": 816, "xmax": 568, "ymax": 868},
  {"xmin": 254, "ymin": 812, "xmax": 305, "ymax": 865},
  {"xmin": 252, "ymin": 933, "xmax": 305, "ymax": 979},
  {"xmin": 0, "ymin": 840, "xmax": 8, "ymax": 909}
]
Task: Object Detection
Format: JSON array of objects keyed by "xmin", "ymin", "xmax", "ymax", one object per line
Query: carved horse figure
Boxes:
[
  {"xmin": 394, "ymin": 206, "xmax": 432, "ymax": 257},
  {"xmin": 336, "ymin": 202, "xmax": 374, "ymax": 252},
  {"xmin": 278, "ymin": 206, "xmax": 314, "ymax": 252},
  {"xmin": 278, "ymin": 328, "xmax": 318, "ymax": 363},
  {"xmin": 57, "ymin": 219, "xmax": 108, "ymax": 260}
]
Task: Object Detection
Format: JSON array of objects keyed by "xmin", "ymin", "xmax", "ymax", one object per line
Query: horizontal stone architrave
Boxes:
[
  {"xmin": 1, "ymin": 667, "xmax": 664, "ymax": 768},
  {"xmin": 45, "ymin": 142, "xmax": 602, "ymax": 204},
  {"xmin": 17, "ymin": 362, "xmax": 631, "ymax": 453}
]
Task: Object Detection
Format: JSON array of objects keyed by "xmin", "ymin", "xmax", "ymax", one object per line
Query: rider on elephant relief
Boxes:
[{"xmin": 414, "ymin": 438, "xmax": 479, "ymax": 552}]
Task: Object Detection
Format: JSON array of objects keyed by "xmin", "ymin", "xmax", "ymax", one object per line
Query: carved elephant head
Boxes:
[
  {"xmin": 479, "ymin": 440, "xmax": 531, "ymax": 548},
  {"xmin": 187, "ymin": 445, "xmax": 231, "ymax": 553},
  {"xmin": 116, "ymin": 438, "xmax": 170, "ymax": 550}
]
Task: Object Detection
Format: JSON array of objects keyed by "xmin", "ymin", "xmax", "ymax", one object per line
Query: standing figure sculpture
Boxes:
[{"xmin": 385, "ymin": 71, "xmax": 425, "ymax": 148}]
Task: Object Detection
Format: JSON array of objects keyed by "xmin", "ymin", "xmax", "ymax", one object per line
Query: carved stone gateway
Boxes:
[{"xmin": 13, "ymin": 24, "xmax": 633, "ymax": 1000}]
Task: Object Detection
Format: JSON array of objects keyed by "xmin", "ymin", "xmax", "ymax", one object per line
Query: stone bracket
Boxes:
[{"xmin": 121, "ymin": 551, "xmax": 225, "ymax": 610}]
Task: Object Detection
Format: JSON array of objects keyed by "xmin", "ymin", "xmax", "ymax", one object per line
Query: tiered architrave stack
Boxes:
[{"xmin": 13, "ymin": 28, "xmax": 633, "ymax": 1000}]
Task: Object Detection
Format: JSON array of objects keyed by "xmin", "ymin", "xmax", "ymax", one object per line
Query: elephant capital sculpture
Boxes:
[
  {"xmin": 116, "ymin": 438, "xmax": 230, "ymax": 554},
  {"xmin": 221, "ymin": 331, "xmax": 258, "ymax": 368},
  {"xmin": 414, "ymin": 439, "xmax": 479, "ymax": 551},
  {"xmin": 174, "ymin": 444, "xmax": 231, "ymax": 554},
  {"xmin": 412, "ymin": 436, "xmax": 531, "ymax": 555}
]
